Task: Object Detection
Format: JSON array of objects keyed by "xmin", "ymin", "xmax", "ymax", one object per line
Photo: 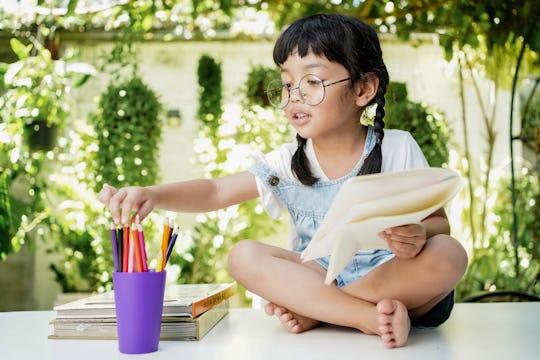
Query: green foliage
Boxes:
[
  {"xmin": 92, "ymin": 77, "xmax": 163, "ymax": 191},
  {"xmin": 520, "ymin": 78, "xmax": 540, "ymax": 163},
  {"xmin": 48, "ymin": 218, "xmax": 103, "ymax": 292},
  {"xmin": 0, "ymin": 39, "xmax": 91, "ymax": 129},
  {"xmin": 241, "ymin": 65, "xmax": 280, "ymax": 108},
  {"xmin": 457, "ymin": 168, "xmax": 540, "ymax": 299},
  {"xmin": 48, "ymin": 75, "xmax": 164, "ymax": 292},
  {"xmin": 45, "ymin": 23, "xmax": 163, "ymax": 291},
  {"xmin": 385, "ymin": 82, "xmax": 452, "ymax": 167},
  {"xmin": 44, "ymin": 122, "xmax": 115, "ymax": 293},
  {"xmin": 177, "ymin": 53, "xmax": 227, "ymax": 284},
  {"xmin": 0, "ymin": 37, "xmax": 93, "ymax": 263},
  {"xmin": 0, "ymin": 173, "xmax": 15, "ymax": 260},
  {"xmin": 1, "ymin": 1, "xmax": 539, "ymax": 59},
  {"xmin": 197, "ymin": 54, "xmax": 223, "ymax": 137}
]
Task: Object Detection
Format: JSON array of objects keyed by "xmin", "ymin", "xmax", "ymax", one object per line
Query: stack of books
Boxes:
[{"xmin": 49, "ymin": 282, "xmax": 236, "ymax": 341}]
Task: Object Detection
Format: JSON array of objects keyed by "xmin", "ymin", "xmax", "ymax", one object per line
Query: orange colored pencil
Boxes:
[{"xmin": 159, "ymin": 220, "xmax": 170, "ymax": 271}]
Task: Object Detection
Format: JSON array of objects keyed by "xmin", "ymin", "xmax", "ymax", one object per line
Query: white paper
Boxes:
[{"xmin": 301, "ymin": 167, "xmax": 462, "ymax": 284}]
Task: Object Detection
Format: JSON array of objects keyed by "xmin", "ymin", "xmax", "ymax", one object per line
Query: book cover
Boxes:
[
  {"xmin": 301, "ymin": 167, "xmax": 462, "ymax": 284},
  {"xmin": 53, "ymin": 282, "xmax": 236, "ymax": 319},
  {"xmin": 49, "ymin": 300, "xmax": 230, "ymax": 341}
]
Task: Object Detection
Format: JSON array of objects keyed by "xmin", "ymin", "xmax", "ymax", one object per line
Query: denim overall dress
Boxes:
[{"xmin": 249, "ymin": 128, "xmax": 395, "ymax": 287}]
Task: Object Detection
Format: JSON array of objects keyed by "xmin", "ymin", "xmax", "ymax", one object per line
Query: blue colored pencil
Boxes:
[{"xmin": 165, "ymin": 226, "xmax": 180, "ymax": 264}]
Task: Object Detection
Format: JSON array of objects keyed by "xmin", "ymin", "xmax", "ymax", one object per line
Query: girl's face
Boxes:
[{"xmin": 280, "ymin": 50, "xmax": 362, "ymax": 141}]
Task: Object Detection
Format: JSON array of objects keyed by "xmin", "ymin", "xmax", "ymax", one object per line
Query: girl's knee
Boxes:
[
  {"xmin": 228, "ymin": 239, "xmax": 259, "ymax": 280},
  {"xmin": 424, "ymin": 235, "xmax": 468, "ymax": 279}
]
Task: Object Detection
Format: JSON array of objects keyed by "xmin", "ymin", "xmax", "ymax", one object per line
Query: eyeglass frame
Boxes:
[{"xmin": 265, "ymin": 74, "xmax": 352, "ymax": 108}]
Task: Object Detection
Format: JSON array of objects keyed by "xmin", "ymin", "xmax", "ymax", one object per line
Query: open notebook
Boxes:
[{"xmin": 301, "ymin": 167, "xmax": 462, "ymax": 284}]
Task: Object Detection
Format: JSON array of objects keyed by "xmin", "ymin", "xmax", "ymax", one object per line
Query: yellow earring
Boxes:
[{"xmin": 360, "ymin": 103, "xmax": 377, "ymax": 126}]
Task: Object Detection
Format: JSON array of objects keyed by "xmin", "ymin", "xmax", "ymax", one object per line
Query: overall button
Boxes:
[{"xmin": 268, "ymin": 176, "xmax": 280, "ymax": 186}]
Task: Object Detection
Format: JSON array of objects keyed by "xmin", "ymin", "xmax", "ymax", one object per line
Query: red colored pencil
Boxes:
[
  {"xmin": 131, "ymin": 225, "xmax": 143, "ymax": 272},
  {"xmin": 122, "ymin": 224, "xmax": 130, "ymax": 272},
  {"xmin": 137, "ymin": 222, "xmax": 149, "ymax": 272}
]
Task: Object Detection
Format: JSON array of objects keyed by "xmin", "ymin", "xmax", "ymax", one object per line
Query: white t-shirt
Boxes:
[{"xmin": 252, "ymin": 129, "xmax": 429, "ymax": 220}]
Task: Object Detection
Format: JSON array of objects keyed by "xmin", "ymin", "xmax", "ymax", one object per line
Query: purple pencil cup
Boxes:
[{"xmin": 113, "ymin": 271, "xmax": 166, "ymax": 354}]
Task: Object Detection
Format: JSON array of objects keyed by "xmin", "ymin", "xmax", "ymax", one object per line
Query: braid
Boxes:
[
  {"xmin": 291, "ymin": 134, "xmax": 319, "ymax": 185},
  {"xmin": 358, "ymin": 77, "xmax": 388, "ymax": 175}
]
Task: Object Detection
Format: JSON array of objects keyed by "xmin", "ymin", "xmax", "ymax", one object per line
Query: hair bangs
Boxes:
[{"xmin": 273, "ymin": 15, "xmax": 344, "ymax": 66}]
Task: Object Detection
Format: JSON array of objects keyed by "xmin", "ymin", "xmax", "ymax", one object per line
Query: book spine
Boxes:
[{"xmin": 191, "ymin": 285, "xmax": 236, "ymax": 317}]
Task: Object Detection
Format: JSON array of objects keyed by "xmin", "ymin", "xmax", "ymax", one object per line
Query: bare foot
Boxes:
[
  {"xmin": 376, "ymin": 299, "xmax": 411, "ymax": 348},
  {"xmin": 264, "ymin": 302, "xmax": 320, "ymax": 333}
]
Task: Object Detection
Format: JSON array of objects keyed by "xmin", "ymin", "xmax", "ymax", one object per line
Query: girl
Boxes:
[{"xmin": 98, "ymin": 13, "xmax": 467, "ymax": 348}]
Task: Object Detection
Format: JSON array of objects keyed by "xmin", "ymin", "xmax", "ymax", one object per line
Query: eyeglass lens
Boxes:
[{"xmin": 266, "ymin": 74, "xmax": 327, "ymax": 108}]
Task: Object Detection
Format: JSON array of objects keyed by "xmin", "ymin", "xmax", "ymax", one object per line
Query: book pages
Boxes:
[
  {"xmin": 53, "ymin": 282, "xmax": 236, "ymax": 318},
  {"xmin": 300, "ymin": 167, "xmax": 462, "ymax": 284}
]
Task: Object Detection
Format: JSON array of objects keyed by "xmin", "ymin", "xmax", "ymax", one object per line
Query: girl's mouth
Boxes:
[{"xmin": 291, "ymin": 111, "xmax": 311, "ymax": 126}]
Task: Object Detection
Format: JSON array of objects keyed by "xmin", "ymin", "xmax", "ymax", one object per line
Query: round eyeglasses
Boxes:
[{"xmin": 265, "ymin": 74, "xmax": 351, "ymax": 109}]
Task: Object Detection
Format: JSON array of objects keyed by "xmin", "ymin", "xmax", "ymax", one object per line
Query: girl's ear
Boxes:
[{"xmin": 354, "ymin": 74, "xmax": 379, "ymax": 107}]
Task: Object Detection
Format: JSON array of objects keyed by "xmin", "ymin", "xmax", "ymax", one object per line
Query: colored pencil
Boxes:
[
  {"xmin": 168, "ymin": 217, "xmax": 174, "ymax": 243},
  {"xmin": 159, "ymin": 220, "xmax": 170, "ymax": 271},
  {"xmin": 110, "ymin": 223, "xmax": 119, "ymax": 272},
  {"xmin": 156, "ymin": 251, "xmax": 164, "ymax": 272},
  {"xmin": 131, "ymin": 224, "xmax": 143, "ymax": 272},
  {"xmin": 136, "ymin": 219, "xmax": 149, "ymax": 272},
  {"xmin": 127, "ymin": 234, "xmax": 135, "ymax": 272},
  {"xmin": 117, "ymin": 226, "xmax": 124, "ymax": 272},
  {"xmin": 122, "ymin": 224, "xmax": 130, "ymax": 272},
  {"xmin": 165, "ymin": 226, "xmax": 180, "ymax": 264}
]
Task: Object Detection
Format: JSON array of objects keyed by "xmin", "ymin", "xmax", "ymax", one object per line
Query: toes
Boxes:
[
  {"xmin": 378, "ymin": 313, "xmax": 391, "ymax": 325},
  {"xmin": 264, "ymin": 303, "xmax": 276, "ymax": 315},
  {"xmin": 274, "ymin": 306, "xmax": 285, "ymax": 315},
  {"xmin": 376, "ymin": 298, "xmax": 396, "ymax": 315},
  {"xmin": 289, "ymin": 323, "xmax": 303, "ymax": 334},
  {"xmin": 278, "ymin": 311, "xmax": 294, "ymax": 322},
  {"xmin": 378, "ymin": 324, "xmax": 392, "ymax": 334}
]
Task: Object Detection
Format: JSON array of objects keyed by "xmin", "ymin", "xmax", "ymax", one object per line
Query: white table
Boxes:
[{"xmin": 1, "ymin": 303, "xmax": 538, "ymax": 359}]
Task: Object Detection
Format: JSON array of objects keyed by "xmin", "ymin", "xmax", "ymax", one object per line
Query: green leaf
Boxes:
[
  {"xmin": 141, "ymin": 15, "xmax": 154, "ymax": 31},
  {"xmin": 73, "ymin": 74, "xmax": 91, "ymax": 88},
  {"xmin": 67, "ymin": 0, "xmax": 79, "ymax": 16},
  {"xmin": 10, "ymin": 38, "xmax": 32, "ymax": 59}
]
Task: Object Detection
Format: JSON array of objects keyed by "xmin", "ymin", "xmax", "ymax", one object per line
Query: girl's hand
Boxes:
[
  {"xmin": 97, "ymin": 184, "xmax": 156, "ymax": 225},
  {"xmin": 378, "ymin": 223, "xmax": 427, "ymax": 259}
]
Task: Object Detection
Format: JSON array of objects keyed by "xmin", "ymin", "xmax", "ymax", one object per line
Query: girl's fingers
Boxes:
[
  {"xmin": 109, "ymin": 188, "xmax": 130, "ymax": 225},
  {"xmin": 99, "ymin": 185, "xmax": 153, "ymax": 225},
  {"xmin": 136, "ymin": 200, "xmax": 154, "ymax": 222},
  {"xmin": 118, "ymin": 190, "xmax": 136, "ymax": 225},
  {"xmin": 97, "ymin": 183, "xmax": 117, "ymax": 205}
]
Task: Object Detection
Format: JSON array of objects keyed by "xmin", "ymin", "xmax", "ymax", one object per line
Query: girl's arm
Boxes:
[
  {"xmin": 152, "ymin": 171, "xmax": 259, "ymax": 212},
  {"xmin": 378, "ymin": 208, "xmax": 450, "ymax": 259},
  {"xmin": 421, "ymin": 207, "xmax": 450, "ymax": 238},
  {"xmin": 99, "ymin": 171, "xmax": 259, "ymax": 224}
]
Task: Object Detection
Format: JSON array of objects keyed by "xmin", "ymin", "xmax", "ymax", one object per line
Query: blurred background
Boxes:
[{"xmin": 0, "ymin": 0, "xmax": 539, "ymax": 311}]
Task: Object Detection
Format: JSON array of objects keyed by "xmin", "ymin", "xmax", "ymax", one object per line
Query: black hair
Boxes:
[{"xmin": 273, "ymin": 13, "xmax": 389, "ymax": 185}]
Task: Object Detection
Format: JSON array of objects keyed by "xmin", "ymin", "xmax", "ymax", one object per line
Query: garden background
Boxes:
[{"xmin": 0, "ymin": 0, "xmax": 539, "ymax": 311}]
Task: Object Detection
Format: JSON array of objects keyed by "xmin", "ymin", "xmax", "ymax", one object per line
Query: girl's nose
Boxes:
[{"xmin": 289, "ymin": 86, "xmax": 303, "ymax": 103}]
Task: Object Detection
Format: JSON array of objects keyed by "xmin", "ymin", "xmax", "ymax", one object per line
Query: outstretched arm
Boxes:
[{"xmin": 98, "ymin": 171, "xmax": 259, "ymax": 224}]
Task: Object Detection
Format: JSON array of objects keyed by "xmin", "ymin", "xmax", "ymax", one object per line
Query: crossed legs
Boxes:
[{"xmin": 228, "ymin": 234, "xmax": 467, "ymax": 348}]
